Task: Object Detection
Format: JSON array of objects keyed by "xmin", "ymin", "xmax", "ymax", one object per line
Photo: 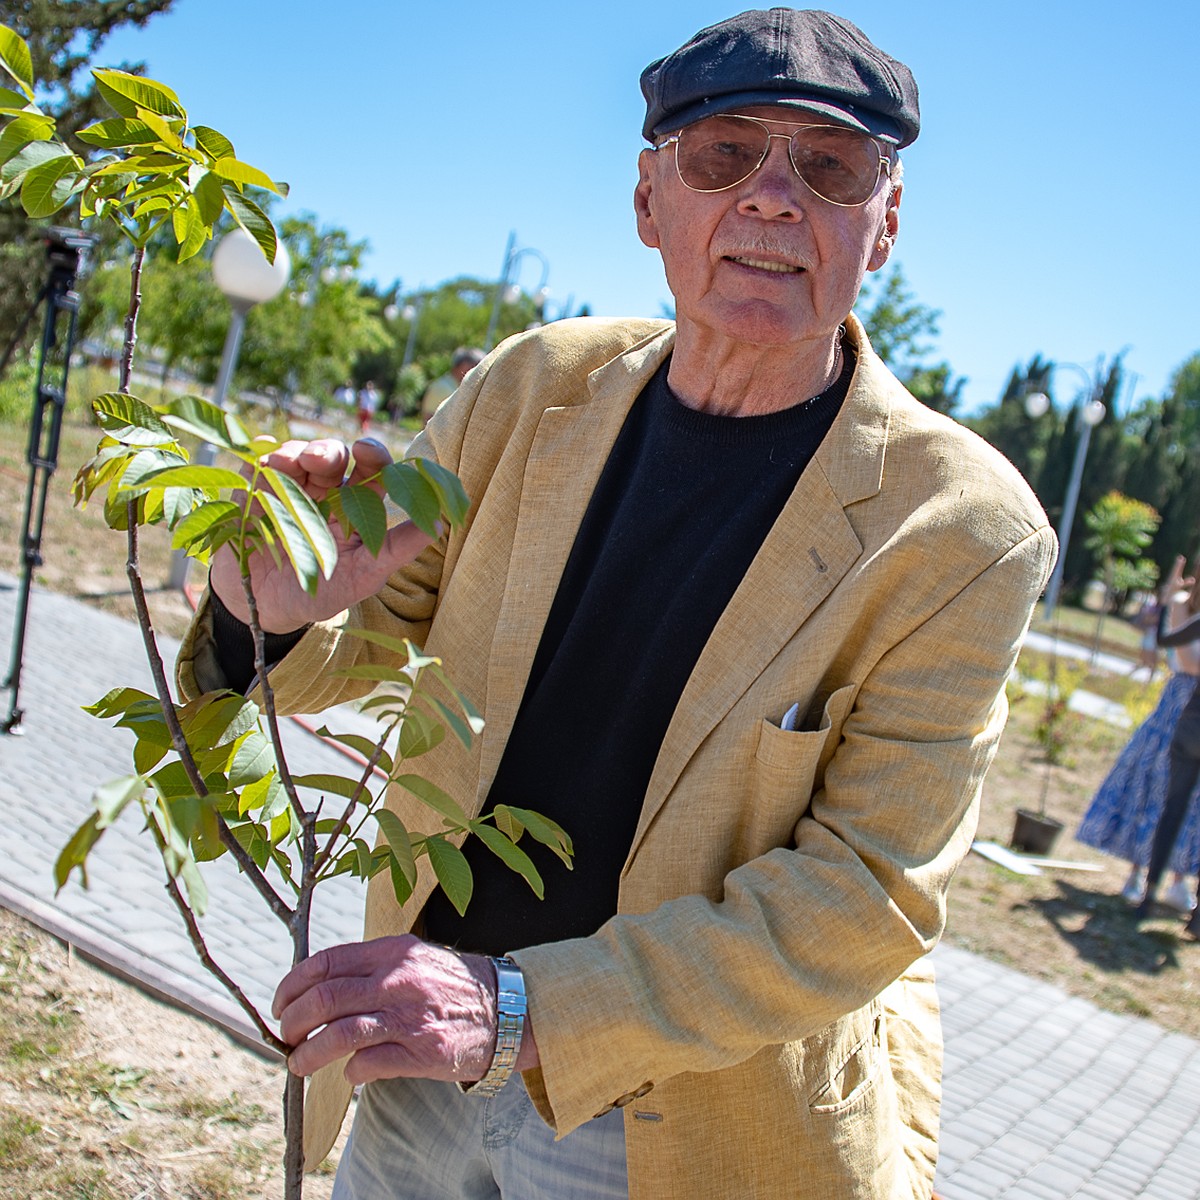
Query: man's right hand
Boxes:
[{"xmin": 209, "ymin": 437, "xmax": 438, "ymax": 633}]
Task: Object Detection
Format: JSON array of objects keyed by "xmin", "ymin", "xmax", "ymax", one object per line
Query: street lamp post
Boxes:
[
  {"xmin": 169, "ymin": 227, "xmax": 290, "ymax": 588},
  {"xmin": 483, "ymin": 230, "xmax": 549, "ymax": 351},
  {"xmin": 1026, "ymin": 362, "xmax": 1106, "ymax": 622}
]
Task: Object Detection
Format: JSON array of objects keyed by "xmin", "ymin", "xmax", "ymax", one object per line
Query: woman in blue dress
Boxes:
[{"xmin": 1077, "ymin": 573, "xmax": 1200, "ymax": 910}]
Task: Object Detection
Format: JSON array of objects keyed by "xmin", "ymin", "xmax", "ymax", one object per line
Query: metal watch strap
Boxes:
[{"xmin": 457, "ymin": 956, "xmax": 526, "ymax": 1097}]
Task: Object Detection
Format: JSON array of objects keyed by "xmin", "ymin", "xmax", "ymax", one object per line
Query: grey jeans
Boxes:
[{"xmin": 331, "ymin": 1073, "xmax": 629, "ymax": 1199}]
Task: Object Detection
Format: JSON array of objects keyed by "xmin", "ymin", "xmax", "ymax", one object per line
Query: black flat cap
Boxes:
[{"xmin": 641, "ymin": 8, "xmax": 920, "ymax": 148}]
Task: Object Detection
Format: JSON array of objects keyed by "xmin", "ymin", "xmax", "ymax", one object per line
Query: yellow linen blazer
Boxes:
[{"xmin": 180, "ymin": 315, "xmax": 1055, "ymax": 1199}]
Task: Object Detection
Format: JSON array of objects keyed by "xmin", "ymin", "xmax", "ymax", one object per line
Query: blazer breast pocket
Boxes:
[{"xmin": 740, "ymin": 684, "xmax": 857, "ymax": 853}]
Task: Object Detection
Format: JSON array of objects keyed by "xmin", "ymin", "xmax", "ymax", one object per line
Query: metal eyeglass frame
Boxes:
[{"xmin": 653, "ymin": 113, "xmax": 892, "ymax": 208}]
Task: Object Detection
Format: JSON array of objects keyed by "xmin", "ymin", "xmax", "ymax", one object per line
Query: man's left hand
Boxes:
[{"xmin": 272, "ymin": 935, "xmax": 512, "ymax": 1086}]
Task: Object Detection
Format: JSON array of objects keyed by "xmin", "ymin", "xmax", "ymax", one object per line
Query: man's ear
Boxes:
[
  {"xmin": 867, "ymin": 181, "xmax": 902, "ymax": 273},
  {"xmin": 634, "ymin": 149, "xmax": 661, "ymax": 250}
]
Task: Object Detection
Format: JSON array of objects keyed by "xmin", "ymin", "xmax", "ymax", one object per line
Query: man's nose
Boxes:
[{"xmin": 735, "ymin": 135, "xmax": 806, "ymax": 221}]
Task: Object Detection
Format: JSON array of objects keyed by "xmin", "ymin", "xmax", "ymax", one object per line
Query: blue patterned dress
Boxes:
[{"xmin": 1076, "ymin": 672, "xmax": 1200, "ymax": 873}]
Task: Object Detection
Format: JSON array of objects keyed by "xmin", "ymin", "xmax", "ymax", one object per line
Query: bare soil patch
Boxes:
[
  {"xmin": 0, "ymin": 906, "xmax": 342, "ymax": 1198},
  {"xmin": 950, "ymin": 680, "xmax": 1200, "ymax": 1038}
]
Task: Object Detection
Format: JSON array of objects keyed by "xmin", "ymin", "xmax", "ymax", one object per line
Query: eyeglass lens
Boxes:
[{"xmin": 675, "ymin": 117, "xmax": 883, "ymax": 205}]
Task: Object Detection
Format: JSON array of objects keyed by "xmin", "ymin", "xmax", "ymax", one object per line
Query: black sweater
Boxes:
[{"xmin": 423, "ymin": 356, "xmax": 848, "ymax": 953}]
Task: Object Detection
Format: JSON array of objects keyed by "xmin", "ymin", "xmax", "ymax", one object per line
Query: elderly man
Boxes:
[{"xmin": 183, "ymin": 9, "xmax": 1054, "ymax": 1198}]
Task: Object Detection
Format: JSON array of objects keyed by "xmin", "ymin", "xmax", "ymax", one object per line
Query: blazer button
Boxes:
[{"xmin": 593, "ymin": 1103, "xmax": 616, "ymax": 1118}]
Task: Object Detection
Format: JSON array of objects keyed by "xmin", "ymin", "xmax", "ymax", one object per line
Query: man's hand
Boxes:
[
  {"xmin": 209, "ymin": 437, "xmax": 437, "ymax": 634},
  {"xmin": 272, "ymin": 936, "xmax": 537, "ymax": 1085}
]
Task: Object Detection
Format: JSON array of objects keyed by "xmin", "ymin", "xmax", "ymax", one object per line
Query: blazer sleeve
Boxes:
[{"xmin": 511, "ymin": 522, "xmax": 1056, "ymax": 1136}]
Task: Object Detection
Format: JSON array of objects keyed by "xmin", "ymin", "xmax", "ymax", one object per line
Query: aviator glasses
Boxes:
[{"xmin": 654, "ymin": 114, "xmax": 891, "ymax": 207}]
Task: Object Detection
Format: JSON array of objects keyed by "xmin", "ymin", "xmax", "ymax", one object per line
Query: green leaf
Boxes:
[
  {"xmin": 92, "ymin": 775, "xmax": 145, "ymax": 829},
  {"xmin": 179, "ymin": 856, "xmax": 209, "ymax": 915},
  {"xmin": 291, "ymin": 773, "xmax": 365, "ymax": 801},
  {"xmin": 424, "ymin": 664, "xmax": 485, "ymax": 735},
  {"xmin": 229, "ymin": 731, "xmax": 275, "ymax": 787},
  {"xmin": 398, "ymin": 708, "xmax": 445, "ymax": 759},
  {"xmin": 492, "ymin": 805, "xmax": 525, "ymax": 843},
  {"xmin": 338, "ymin": 484, "xmax": 388, "ymax": 556},
  {"xmin": 179, "ymin": 691, "xmax": 259, "ymax": 749},
  {"xmin": 315, "ymin": 728, "xmax": 394, "ymax": 774},
  {"xmin": 471, "ymin": 822, "xmax": 544, "ymax": 898},
  {"xmin": 257, "ymin": 491, "xmax": 321, "ymax": 596},
  {"xmin": 170, "ymin": 499, "xmax": 242, "ymax": 551},
  {"xmin": 260, "ymin": 467, "xmax": 338, "ymax": 578},
  {"xmin": 133, "ymin": 737, "xmax": 169, "ymax": 774},
  {"xmin": 222, "ymin": 185, "xmax": 277, "ymax": 263},
  {"xmin": 83, "ymin": 686, "xmax": 157, "ymax": 719},
  {"xmin": 379, "ymin": 462, "xmax": 442, "ymax": 537},
  {"xmin": 92, "ymin": 69, "xmax": 185, "ymax": 119},
  {"xmin": 0, "ymin": 111, "xmax": 55, "ymax": 168},
  {"xmin": 500, "ymin": 807, "xmax": 574, "ymax": 868},
  {"xmin": 0, "ymin": 26, "xmax": 34, "ymax": 97},
  {"xmin": 1, "ymin": 137, "xmax": 62, "ymax": 183},
  {"xmin": 118, "ymin": 447, "xmax": 190, "ymax": 490},
  {"xmin": 174, "ymin": 193, "xmax": 208, "ymax": 262},
  {"xmin": 237, "ymin": 770, "xmax": 278, "ymax": 817},
  {"xmin": 233, "ymin": 821, "xmax": 271, "ymax": 869},
  {"xmin": 192, "ymin": 168, "xmax": 224, "ymax": 225},
  {"xmin": 19, "ymin": 151, "xmax": 81, "ymax": 217},
  {"xmin": 393, "ymin": 774, "xmax": 468, "ymax": 827},
  {"xmin": 425, "ymin": 836, "xmax": 473, "ymax": 915},
  {"xmin": 212, "ymin": 155, "xmax": 283, "ymax": 195},
  {"xmin": 375, "ymin": 810, "xmax": 417, "ymax": 887},
  {"xmin": 0, "ymin": 85, "xmax": 30, "ymax": 109},
  {"xmin": 55, "ymin": 814, "xmax": 103, "ymax": 892},
  {"xmin": 160, "ymin": 394, "xmax": 251, "ymax": 450},
  {"xmin": 333, "ymin": 663, "xmax": 412, "ymax": 685},
  {"xmin": 137, "ymin": 463, "xmax": 248, "ymax": 491},
  {"xmin": 92, "ymin": 393, "xmax": 175, "ymax": 445},
  {"xmin": 76, "ymin": 117, "xmax": 161, "ymax": 149},
  {"xmin": 412, "ymin": 457, "xmax": 471, "ymax": 528},
  {"xmin": 388, "ymin": 852, "xmax": 416, "ymax": 907},
  {"xmin": 193, "ymin": 125, "xmax": 234, "ymax": 160},
  {"xmin": 421, "ymin": 693, "xmax": 475, "ymax": 749}
]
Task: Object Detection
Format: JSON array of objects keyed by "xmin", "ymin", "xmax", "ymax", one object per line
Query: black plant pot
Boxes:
[{"xmin": 1011, "ymin": 808, "xmax": 1063, "ymax": 856}]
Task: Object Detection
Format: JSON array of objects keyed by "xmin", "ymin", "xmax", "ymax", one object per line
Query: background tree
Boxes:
[
  {"xmin": 1083, "ymin": 490, "xmax": 1160, "ymax": 653},
  {"xmin": 854, "ymin": 263, "xmax": 965, "ymax": 414},
  {"xmin": 0, "ymin": 0, "xmax": 175, "ymax": 364}
]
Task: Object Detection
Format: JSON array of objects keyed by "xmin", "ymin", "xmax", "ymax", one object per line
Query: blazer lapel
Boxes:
[
  {"xmin": 476, "ymin": 329, "xmax": 676, "ymax": 803},
  {"xmin": 629, "ymin": 320, "xmax": 894, "ymax": 857}
]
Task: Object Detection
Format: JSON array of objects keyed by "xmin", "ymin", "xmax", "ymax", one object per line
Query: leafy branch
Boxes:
[{"xmin": 1, "ymin": 24, "xmax": 572, "ymax": 1199}]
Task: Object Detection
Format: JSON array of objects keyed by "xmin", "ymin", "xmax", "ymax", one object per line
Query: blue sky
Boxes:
[{"xmin": 97, "ymin": 0, "xmax": 1195, "ymax": 416}]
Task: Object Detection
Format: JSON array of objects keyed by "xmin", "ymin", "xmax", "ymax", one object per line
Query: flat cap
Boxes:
[{"xmin": 641, "ymin": 8, "xmax": 920, "ymax": 148}]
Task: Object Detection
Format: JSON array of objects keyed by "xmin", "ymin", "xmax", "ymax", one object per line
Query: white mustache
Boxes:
[{"xmin": 715, "ymin": 237, "xmax": 809, "ymax": 270}]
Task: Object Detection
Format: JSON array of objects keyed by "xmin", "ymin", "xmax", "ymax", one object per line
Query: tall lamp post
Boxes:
[
  {"xmin": 169, "ymin": 227, "xmax": 290, "ymax": 588},
  {"xmin": 1026, "ymin": 361, "xmax": 1106, "ymax": 622},
  {"xmin": 483, "ymin": 230, "xmax": 549, "ymax": 351}
]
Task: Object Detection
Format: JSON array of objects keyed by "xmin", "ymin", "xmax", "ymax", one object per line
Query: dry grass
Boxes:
[{"xmin": 0, "ymin": 907, "xmax": 341, "ymax": 1199}]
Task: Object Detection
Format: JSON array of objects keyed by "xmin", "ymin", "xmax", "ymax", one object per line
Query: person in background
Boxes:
[
  {"xmin": 1077, "ymin": 563, "xmax": 1200, "ymax": 912},
  {"xmin": 180, "ymin": 10, "xmax": 1055, "ymax": 1197},
  {"xmin": 1129, "ymin": 592, "xmax": 1163, "ymax": 680},
  {"xmin": 356, "ymin": 379, "xmax": 379, "ymax": 436},
  {"xmin": 419, "ymin": 347, "xmax": 485, "ymax": 425},
  {"xmin": 1135, "ymin": 555, "xmax": 1200, "ymax": 934}
]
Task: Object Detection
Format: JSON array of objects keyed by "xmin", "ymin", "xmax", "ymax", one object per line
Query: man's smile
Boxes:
[{"xmin": 725, "ymin": 255, "xmax": 804, "ymax": 274}]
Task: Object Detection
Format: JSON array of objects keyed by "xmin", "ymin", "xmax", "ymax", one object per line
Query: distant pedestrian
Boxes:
[
  {"xmin": 1135, "ymin": 555, "xmax": 1200, "ymax": 934},
  {"xmin": 1130, "ymin": 593, "xmax": 1163, "ymax": 680},
  {"xmin": 356, "ymin": 379, "xmax": 380, "ymax": 435},
  {"xmin": 419, "ymin": 347, "xmax": 484, "ymax": 425}
]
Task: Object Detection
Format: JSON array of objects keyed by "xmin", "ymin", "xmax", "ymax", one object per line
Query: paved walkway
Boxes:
[{"xmin": 2, "ymin": 571, "xmax": 1199, "ymax": 1198}]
